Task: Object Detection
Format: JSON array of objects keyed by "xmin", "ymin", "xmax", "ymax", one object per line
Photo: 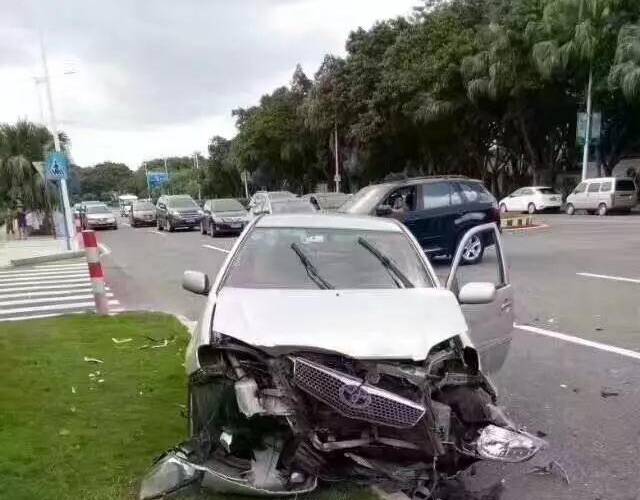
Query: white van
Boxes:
[{"xmin": 566, "ymin": 177, "xmax": 637, "ymax": 216}]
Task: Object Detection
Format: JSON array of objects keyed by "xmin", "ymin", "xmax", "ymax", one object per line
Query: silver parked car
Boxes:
[
  {"xmin": 140, "ymin": 214, "xmax": 544, "ymax": 498},
  {"xmin": 565, "ymin": 177, "xmax": 637, "ymax": 215}
]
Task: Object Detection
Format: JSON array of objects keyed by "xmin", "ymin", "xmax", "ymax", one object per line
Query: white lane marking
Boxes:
[
  {"xmin": 202, "ymin": 244, "xmax": 230, "ymax": 254},
  {"xmin": 514, "ymin": 323, "xmax": 640, "ymax": 361},
  {"xmin": 0, "ymin": 299, "xmax": 120, "ymax": 316},
  {"xmin": 0, "ymin": 268, "xmax": 89, "ymax": 278},
  {"xmin": 28, "ymin": 263, "xmax": 87, "ymax": 270},
  {"xmin": 1, "ymin": 312, "xmax": 79, "ymax": 322},
  {"xmin": 98, "ymin": 242, "xmax": 112, "ymax": 256},
  {"xmin": 0, "ymin": 288, "xmax": 93, "ymax": 299},
  {"xmin": 0, "ymin": 293, "xmax": 114, "ymax": 307},
  {"xmin": 148, "ymin": 230, "xmax": 166, "ymax": 237},
  {"xmin": 0, "ymin": 273, "xmax": 89, "ymax": 284},
  {"xmin": 0, "ymin": 283, "xmax": 93, "ymax": 293},
  {"xmin": 577, "ymin": 272, "xmax": 640, "ymax": 285}
]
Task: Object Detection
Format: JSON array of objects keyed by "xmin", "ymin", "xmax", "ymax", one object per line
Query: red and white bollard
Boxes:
[{"xmin": 82, "ymin": 230, "xmax": 109, "ymax": 315}]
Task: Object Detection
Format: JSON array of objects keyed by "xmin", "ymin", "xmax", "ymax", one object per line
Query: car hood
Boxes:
[
  {"xmin": 87, "ymin": 213, "xmax": 113, "ymax": 219},
  {"xmin": 213, "ymin": 211, "xmax": 247, "ymax": 218},
  {"xmin": 133, "ymin": 210, "xmax": 155, "ymax": 215},
  {"xmin": 212, "ymin": 287, "xmax": 468, "ymax": 361}
]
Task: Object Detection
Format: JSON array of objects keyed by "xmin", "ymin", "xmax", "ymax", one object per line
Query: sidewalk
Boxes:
[{"xmin": 0, "ymin": 226, "xmax": 80, "ymax": 268}]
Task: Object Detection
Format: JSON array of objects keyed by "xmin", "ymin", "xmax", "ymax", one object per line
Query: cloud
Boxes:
[{"xmin": 0, "ymin": 0, "xmax": 416, "ymax": 167}]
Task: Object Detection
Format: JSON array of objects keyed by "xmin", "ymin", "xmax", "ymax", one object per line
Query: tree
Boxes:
[{"xmin": 0, "ymin": 120, "xmax": 67, "ymax": 211}]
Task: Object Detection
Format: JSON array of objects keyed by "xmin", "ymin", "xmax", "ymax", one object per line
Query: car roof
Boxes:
[
  {"xmin": 583, "ymin": 177, "xmax": 634, "ymax": 182},
  {"xmin": 368, "ymin": 176, "xmax": 481, "ymax": 189},
  {"xmin": 255, "ymin": 213, "xmax": 402, "ymax": 232}
]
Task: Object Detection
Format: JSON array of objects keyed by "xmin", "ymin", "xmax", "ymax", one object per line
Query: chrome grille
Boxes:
[{"xmin": 292, "ymin": 357, "xmax": 425, "ymax": 429}]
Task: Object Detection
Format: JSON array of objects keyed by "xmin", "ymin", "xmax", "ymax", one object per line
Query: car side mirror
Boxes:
[
  {"xmin": 375, "ymin": 204, "xmax": 393, "ymax": 216},
  {"xmin": 458, "ymin": 282, "xmax": 496, "ymax": 304},
  {"xmin": 182, "ymin": 270, "xmax": 210, "ymax": 295}
]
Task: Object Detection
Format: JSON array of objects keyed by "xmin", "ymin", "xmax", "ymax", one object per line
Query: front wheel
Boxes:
[
  {"xmin": 565, "ymin": 203, "xmax": 575, "ymax": 216},
  {"xmin": 598, "ymin": 203, "xmax": 608, "ymax": 216},
  {"xmin": 460, "ymin": 234, "xmax": 484, "ymax": 265},
  {"xmin": 527, "ymin": 203, "xmax": 537, "ymax": 214},
  {"xmin": 167, "ymin": 220, "xmax": 175, "ymax": 232}
]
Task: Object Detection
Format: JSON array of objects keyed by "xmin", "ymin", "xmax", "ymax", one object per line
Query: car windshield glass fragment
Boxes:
[
  {"xmin": 211, "ymin": 199, "xmax": 244, "ymax": 212},
  {"xmin": 86, "ymin": 205, "xmax": 110, "ymax": 214},
  {"xmin": 270, "ymin": 200, "xmax": 315, "ymax": 214},
  {"xmin": 224, "ymin": 227, "xmax": 431, "ymax": 290},
  {"xmin": 168, "ymin": 197, "xmax": 198, "ymax": 209}
]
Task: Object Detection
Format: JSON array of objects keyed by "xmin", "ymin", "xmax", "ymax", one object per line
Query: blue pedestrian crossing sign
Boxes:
[{"xmin": 45, "ymin": 152, "xmax": 69, "ymax": 180}]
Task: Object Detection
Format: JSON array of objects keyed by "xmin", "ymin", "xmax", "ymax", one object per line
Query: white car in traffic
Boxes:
[{"xmin": 499, "ymin": 186, "xmax": 562, "ymax": 214}]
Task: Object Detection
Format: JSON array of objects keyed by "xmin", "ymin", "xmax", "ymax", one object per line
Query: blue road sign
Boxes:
[
  {"xmin": 45, "ymin": 152, "xmax": 69, "ymax": 180},
  {"xmin": 148, "ymin": 171, "xmax": 169, "ymax": 189}
]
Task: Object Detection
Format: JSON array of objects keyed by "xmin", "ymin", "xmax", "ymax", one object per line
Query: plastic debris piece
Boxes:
[
  {"xmin": 560, "ymin": 384, "xmax": 567, "ymax": 389},
  {"xmin": 71, "ymin": 386, "xmax": 76, "ymax": 394},
  {"xmin": 528, "ymin": 460, "xmax": 570, "ymax": 484},
  {"xmin": 83, "ymin": 356, "xmax": 104, "ymax": 364},
  {"xmin": 98, "ymin": 379, "xmax": 105, "ymax": 384},
  {"xmin": 59, "ymin": 429, "xmax": 70, "ymax": 436},
  {"xmin": 600, "ymin": 388, "xmax": 619, "ymax": 398},
  {"xmin": 151, "ymin": 339, "xmax": 169, "ymax": 349},
  {"xmin": 112, "ymin": 337, "xmax": 133, "ymax": 344},
  {"xmin": 89, "ymin": 373, "xmax": 96, "ymax": 378},
  {"xmin": 70, "ymin": 406, "xmax": 76, "ymax": 413}
]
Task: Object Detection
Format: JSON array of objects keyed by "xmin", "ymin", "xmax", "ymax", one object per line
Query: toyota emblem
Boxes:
[{"xmin": 338, "ymin": 384, "xmax": 372, "ymax": 409}]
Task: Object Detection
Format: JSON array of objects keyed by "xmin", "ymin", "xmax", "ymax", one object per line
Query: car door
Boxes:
[
  {"xmin": 406, "ymin": 183, "xmax": 452, "ymax": 253},
  {"xmin": 570, "ymin": 182, "xmax": 587, "ymax": 208},
  {"xmin": 505, "ymin": 189, "xmax": 522, "ymax": 211},
  {"xmin": 518, "ymin": 188, "xmax": 534, "ymax": 211},
  {"xmin": 585, "ymin": 181, "xmax": 601, "ymax": 210},
  {"xmin": 446, "ymin": 223, "xmax": 513, "ymax": 373}
]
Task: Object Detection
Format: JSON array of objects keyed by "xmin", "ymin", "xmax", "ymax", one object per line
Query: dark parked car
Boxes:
[
  {"xmin": 201, "ymin": 198, "xmax": 249, "ymax": 236},
  {"xmin": 129, "ymin": 200, "xmax": 157, "ymax": 227},
  {"xmin": 339, "ymin": 176, "xmax": 499, "ymax": 264},
  {"xmin": 156, "ymin": 195, "xmax": 203, "ymax": 232}
]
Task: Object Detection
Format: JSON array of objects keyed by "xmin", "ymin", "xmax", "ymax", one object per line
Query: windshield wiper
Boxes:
[
  {"xmin": 357, "ymin": 237, "xmax": 414, "ymax": 288},
  {"xmin": 290, "ymin": 243, "xmax": 334, "ymax": 290}
]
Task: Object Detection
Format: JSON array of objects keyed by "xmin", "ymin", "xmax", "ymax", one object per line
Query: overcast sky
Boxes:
[{"xmin": 0, "ymin": 0, "xmax": 416, "ymax": 169}]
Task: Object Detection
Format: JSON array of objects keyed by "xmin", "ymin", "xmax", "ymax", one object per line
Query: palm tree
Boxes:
[
  {"xmin": 609, "ymin": 23, "xmax": 640, "ymax": 102},
  {"xmin": 0, "ymin": 120, "xmax": 68, "ymax": 211}
]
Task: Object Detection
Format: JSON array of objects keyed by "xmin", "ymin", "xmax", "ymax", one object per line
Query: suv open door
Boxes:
[{"xmin": 445, "ymin": 223, "xmax": 513, "ymax": 373}]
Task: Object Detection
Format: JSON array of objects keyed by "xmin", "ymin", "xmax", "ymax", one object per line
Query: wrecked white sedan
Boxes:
[{"xmin": 140, "ymin": 214, "xmax": 544, "ymax": 499}]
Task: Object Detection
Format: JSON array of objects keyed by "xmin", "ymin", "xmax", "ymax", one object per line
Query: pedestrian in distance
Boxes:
[{"xmin": 17, "ymin": 207, "xmax": 28, "ymax": 240}]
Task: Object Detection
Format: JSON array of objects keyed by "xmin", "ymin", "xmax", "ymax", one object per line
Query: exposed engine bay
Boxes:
[{"xmin": 140, "ymin": 335, "xmax": 545, "ymax": 499}]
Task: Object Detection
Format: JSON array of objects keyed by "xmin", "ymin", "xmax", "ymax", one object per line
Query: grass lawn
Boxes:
[{"xmin": 0, "ymin": 313, "xmax": 374, "ymax": 500}]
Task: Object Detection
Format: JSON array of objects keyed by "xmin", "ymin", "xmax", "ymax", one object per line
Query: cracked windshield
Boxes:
[{"xmin": 2, "ymin": 1, "xmax": 640, "ymax": 499}]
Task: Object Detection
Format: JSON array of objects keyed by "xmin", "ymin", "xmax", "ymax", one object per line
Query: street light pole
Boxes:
[
  {"xmin": 144, "ymin": 161, "xmax": 151, "ymax": 198},
  {"xmin": 334, "ymin": 121, "xmax": 341, "ymax": 193},
  {"xmin": 39, "ymin": 33, "xmax": 74, "ymax": 251},
  {"xmin": 581, "ymin": 68, "xmax": 593, "ymax": 181},
  {"xmin": 193, "ymin": 152, "xmax": 201, "ymax": 201}
]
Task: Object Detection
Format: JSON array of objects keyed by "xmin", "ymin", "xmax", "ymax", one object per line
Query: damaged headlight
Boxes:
[{"xmin": 476, "ymin": 425, "xmax": 546, "ymax": 463}]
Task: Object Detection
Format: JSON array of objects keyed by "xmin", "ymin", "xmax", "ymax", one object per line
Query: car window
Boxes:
[
  {"xmin": 450, "ymin": 184, "xmax": 463, "ymax": 205},
  {"xmin": 167, "ymin": 196, "xmax": 198, "ymax": 209},
  {"xmin": 537, "ymin": 188, "xmax": 558, "ymax": 195},
  {"xmin": 511, "ymin": 189, "xmax": 523, "ymax": 197},
  {"xmin": 573, "ymin": 183, "xmax": 586, "ymax": 193},
  {"xmin": 134, "ymin": 201, "xmax": 155, "ymax": 210},
  {"xmin": 224, "ymin": 227, "xmax": 432, "ymax": 290},
  {"xmin": 600, "ymin": 182, "xmax": 612, "ymax": 192},
  {"xmin": 520, "ymin": 188, "xmax": 533, "ymax": 195},
  {"xmin": 211, "ymin": 199, "xmax": 245, "ymax": 212},
  {"xmin": 421, "ymin": 182, "xmax": 451, "ymax": 209},
  {"xmin": 384, "ymin": 186, "xmax": 416, "ymax": 212},
  {"xmin": 86, "ymin": 205, "xmax": 110, "ymax": 214},
  {"xmin": 587, "ymin": 183, "xmax": 601, "ymax": 193},
  {"xmin": 615, "ymin": 179, "xmax": 636, "ymax": 192},
  {"xmin": 270, "ymin": 200, "xmax": 316, "ymax": 214},
  {"xmin": 457, "ymin": 181, "xmax": 495, "ymax": 204}
]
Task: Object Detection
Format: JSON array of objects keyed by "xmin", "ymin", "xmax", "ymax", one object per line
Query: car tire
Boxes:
[
  {"xmin": 527, "ymin": 203, "xmax": 537, "ymax": 214},
  {"xmin": 566, "ymin": 203, "xmax": 575, "ymax": 215},
  {"xmin": 157, "ymin": 218, "xmax": 163, "ymax": 231},
  {"xmin": 598, "ymin": 203, "xmax": 608, "ymax": 216},
  {"xmin": 460, "ymin": 234, "xmax": 484, "ymax": 266},
  {"xmin": 499, "ymin": 203, "xmax": 508, "ymax": 214},
  {"xmin": 210, "ymin": 223, "xmax": 217, "ymax": 238},
  {"xmin": 200, "ymin": 221, "xmax": 207, "ymax": 235}
]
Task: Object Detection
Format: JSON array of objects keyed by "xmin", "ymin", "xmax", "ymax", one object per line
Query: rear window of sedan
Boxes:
[
  {"xmin": 134, "ymin": 201, "xmax": 155, "ymax": 210},
  {"xmin": 536, "ymin": 188, "xmax": 559, "ymax": 195},
  {"xmin": 224, "ymin": 227, "xmax": 432, "ymax": 290}
]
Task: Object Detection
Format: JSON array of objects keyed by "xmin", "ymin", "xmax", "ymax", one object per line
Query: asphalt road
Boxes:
[{"xmin": 97, "ymin": 212, "xmax": 640, "ymax": 500}]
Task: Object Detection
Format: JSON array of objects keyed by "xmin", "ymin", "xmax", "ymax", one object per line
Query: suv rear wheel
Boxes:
[
  {"xmin": 598, "ymin": 203, "xmax": 608, "ymax": 216},
  {"xmin": 566, "ymin": 203, "xmax": 575, "ymax": 215},
  {"xmin": 460, "ymin": 234, "xmax": 484, "ymax": 265}
]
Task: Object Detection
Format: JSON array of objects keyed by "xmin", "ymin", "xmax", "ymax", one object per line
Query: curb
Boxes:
[
  {"xmin": 10, "ymin": 249, "xmax": 86, "ymax": 267},
  {"xmin": 500, "ymin": 214, "xmax": 533, "ymax": 229},
  {"xmin": 504, "ymin": 222, "xmax": 550, "ymax": 233}
]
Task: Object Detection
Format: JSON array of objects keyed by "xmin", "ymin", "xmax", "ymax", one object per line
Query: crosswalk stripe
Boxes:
[
  {"xmin": 1, "ymin": 312, "xmax": 83, "ymax": 322},
  {"xmin": 0, "ymin": 288, "xmax": 94, "ymax": 299},
  {"xmin": 0, "ymin": 299, "xmax": 120, "ymax": 316},
  {"xmin": 34, "ymin": 261, "xmax": 85, "ymax": 267},
  {"xmin": 0, "ymin": 283, "xmax": 96, "ymax": 293},
  {"xmin": 0, "ymin": 269, "xmax": 90, "ymax": 278},
  {"xmin": 30, "ymin": 264, "xmax": 87, "ymax": 271},
  {"xmin": 0, "ymin": 293, "xmax": 114, "ymax": 307},
  {"xmin": 0, "ymin": 273, "xmax": 89, "ymax": 284}
]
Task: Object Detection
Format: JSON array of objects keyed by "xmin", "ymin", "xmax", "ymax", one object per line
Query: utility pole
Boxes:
[
  {"xmin": 581, "ymin": 69, "xmax": 593, "ymax": 181},
  {"xmin": 144, "ymin": 161, "xmax": 151, "ymax": 199},
  {"xmin": 163, "ymin": 158, "xmax": 169, "ymax": 194},
  {"xmin": 193, "ymin": 152, "xmax": 201, "ymax": 201},
  {"xmin": 243, "ymin": 171, "xmax": 249, "ymax": 199},
  {"xmin": 40, "ymin": 32, "xmax": 74, "ymax": 251},
  {"xmin": 333, "ymin": 121, "xmax": 341, "ymax": 193}
]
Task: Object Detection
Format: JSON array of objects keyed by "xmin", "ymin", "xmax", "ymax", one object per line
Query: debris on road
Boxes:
[
  {"xmin": 527, "ymin": 459, "xmax": 570, "ymax": 484},
  {"xmin": 560, "ymin": 384, "xmax": 567, "ymax": 388},
  {"xmin": 58, "ymin": 429, "xmax": 70, "ymax": 436},
  {"xmin": 112, "ymin": 337, "xmax": 133, "ymax": 344},
  {"xmin": 83, "ymin": 356, "xmax": 104, "ymax": 364},
  {"xmin": 151, "ymin": 339, "xmax": 169, "ymax": 349},
  {"xmin": 600, "ymin": 388, "xmax": 620, "ymax": 398},
  {"xmin": 535, "ymin": 430, "xmax": 548, "ymax": 438},
  {"xmin": 71, "ymin": 386, "xmax": 76, "ymax": 394}
]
